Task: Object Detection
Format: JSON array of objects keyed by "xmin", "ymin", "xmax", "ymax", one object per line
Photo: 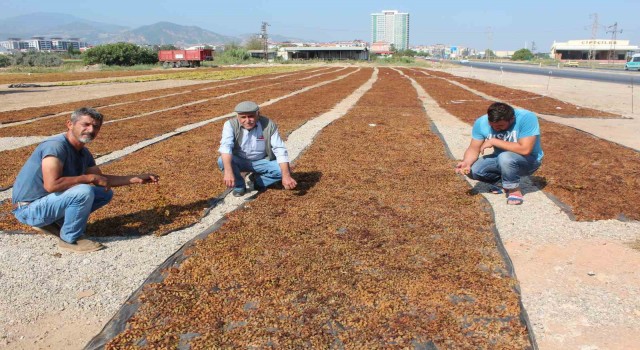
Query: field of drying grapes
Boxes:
[{"xmin": 1, "ymin": 64, "xmax": 638, "ymax": 349}]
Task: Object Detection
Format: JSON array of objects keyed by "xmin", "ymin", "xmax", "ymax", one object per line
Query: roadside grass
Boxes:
[
  {"xmin": 629, "ymin": 239, "xmax": 640, "ymax": 252},
  {"xmin": 2, "ymin": 60, "xmax": 84, "ymax": 73}
]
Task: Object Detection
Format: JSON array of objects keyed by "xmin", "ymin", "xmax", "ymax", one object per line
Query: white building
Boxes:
[
  {"xmin": 551, "ymin": 39, "xmax": 638, "ymax": 61},
  {"xmin": 0, "ymin": 37, "xmax": 87, "ymax": 52},
  {"xmin": 371, "ymin": 10, "xmax": 410, "ymax": 51}
]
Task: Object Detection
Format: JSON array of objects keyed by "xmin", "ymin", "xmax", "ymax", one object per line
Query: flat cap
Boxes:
[{"xmin": 234, "ymin": 101, "xmax": 259, "ymax": 114}]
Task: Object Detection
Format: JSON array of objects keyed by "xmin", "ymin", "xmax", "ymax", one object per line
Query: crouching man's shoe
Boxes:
[
  {"xmin": 32, "ymin": 223, "xmax": 61, "ymax": 237},
  {"xmin": 58, "ymin": 238, "xmax": 105, "ymax": 253},
  {"xmin": 232, "ymin": 188, "xmax": 246, "ymax": 197}
]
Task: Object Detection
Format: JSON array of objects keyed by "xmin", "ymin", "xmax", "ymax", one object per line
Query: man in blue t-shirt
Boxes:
[
  {"xmin": 455, "ymin": 102, "xmax": 543, "ymax": 205},
  {"xmin": 12, "ymin": 107, "xmax": 159, "ymax": 253}
]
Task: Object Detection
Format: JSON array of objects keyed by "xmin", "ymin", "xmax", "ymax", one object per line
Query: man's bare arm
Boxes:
[
  {"xmin": 41, "ymin": 156, "xmax": 104, "ymax": 193},
  {"xmin": 484, "ymin": 135, "xmax": 536, "ymax": 156},
  {"xmin": 86, "ymin": 166, "xmax": 159, "ymax": 188},
  {"xmin": 455, "ymin": 139, "xmax": 483, "ymax": 174}
]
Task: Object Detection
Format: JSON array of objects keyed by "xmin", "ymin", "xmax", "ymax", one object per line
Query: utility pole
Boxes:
[
  {"xmin": 588, "ymin": 13, "xmax": 599, "ymax": 61},
  {"xmin": 260, "ymin": 21, "xmax": 269, "ymax": 61},
  {"xmin": 531, "ymin": 41, "xmax": 537, "ymax": 53},
  {"xmin": 606, "ymin": 22, "xmax": 623, "ymax": 64},
  {"xmin": 486, "ymin": 26, "xmax": 493, "ymax": 62}
]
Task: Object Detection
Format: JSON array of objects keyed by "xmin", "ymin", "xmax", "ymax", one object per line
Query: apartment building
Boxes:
[
  {"xmin": 371, "ymin": 10, "xmax": 410, "ymax": 51},
  {"xmin": 0, "ymin": 37, "xmax": 87, "ymax": 52}
]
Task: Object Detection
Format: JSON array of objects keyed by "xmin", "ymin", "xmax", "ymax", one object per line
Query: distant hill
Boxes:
[
  {"xmin": 108, "ymin": 21, "xmax": 237, "ymax": 46},
  {"xmin": 0, "ymin": 13, "xmax": 311, "ymax": 47},
  {"xmin": 0, "ymin": 12, "xmax": 128, "ymax": 41}
]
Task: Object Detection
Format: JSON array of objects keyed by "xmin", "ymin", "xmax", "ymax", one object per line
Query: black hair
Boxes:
[{"xmin": 487, "ymin": 102, "xmax": 515, "ymax": 123}]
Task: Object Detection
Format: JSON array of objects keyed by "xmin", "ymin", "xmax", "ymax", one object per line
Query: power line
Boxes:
[
  {"xmin": 260, "ymin": 21, "xmax": 269, "ymax": 61},
  {"xmin": 588, "ymin": 13, "xmax": 599, "ymax": 61},
  {"xmin": 606, "ymin": 22, "xmax": 623, "ymax": 63}
]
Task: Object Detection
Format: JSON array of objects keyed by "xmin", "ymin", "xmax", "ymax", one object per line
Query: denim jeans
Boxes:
[
  {"xmin": 217, "ymin": 156, "xmax": 282, "ymax": 191},
  {"xmin": 13, "ymin": 184, "xmax": 113, "ymax": 243},
  {"xmin": 469, "ymin": 151, "xmax": 541, "ymax": 190}
]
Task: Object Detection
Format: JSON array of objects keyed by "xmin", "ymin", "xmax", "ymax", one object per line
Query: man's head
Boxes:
[
  {"xmin": 234, "ymin": 101, "xmax": 260, "ymax": 130},
  {"xmin": 67, "ymin": 107, "xmax": 103, "ymax": 145},
  {"xmin": 487, "ymin": 102, "xmax": 515, "ymax": 132}
]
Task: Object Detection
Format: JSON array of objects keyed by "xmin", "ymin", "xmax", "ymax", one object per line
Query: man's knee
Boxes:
[
  {"xmin": 67, "ymin": 184, "xmax": 95, "ymax": 203},
  {"xmin": 269, "ymin": 161, "xmax": 282, "ymax": 178},
  {"xmin": 497, "ymin": 152, "xmax": 522, "ymax": 167},
  {"xmin": 99, "ymin": 188, "xmax": 114, "ymax": 203},
  {"xmin": 470, "ymin": 159, "xmax": 489, "ymax": 179}
]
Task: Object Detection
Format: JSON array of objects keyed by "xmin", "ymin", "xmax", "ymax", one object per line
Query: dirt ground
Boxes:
[{"xmin": 1, "ymin": 66, "xmax": 638, "ymax": 349}]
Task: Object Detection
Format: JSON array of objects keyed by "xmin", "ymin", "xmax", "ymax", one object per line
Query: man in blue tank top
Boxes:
[
  {"xmin": 12, "ymin": 107, "xmax": 159, "ymax": 253},
  {"xmin": 455, "ymin": 102, "xmax": 543, "ymax": 205}
]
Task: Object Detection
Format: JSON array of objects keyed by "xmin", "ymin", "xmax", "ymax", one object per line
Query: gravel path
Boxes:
[{"xmin": 0, "ymin": 68, "xmax": 377, "ymax": 350}]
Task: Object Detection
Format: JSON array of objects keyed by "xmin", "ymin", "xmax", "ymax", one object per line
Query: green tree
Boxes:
[
  {"xmin": 215, "ymin": 43, "xmax": 252, "ymax": 64},
  {"xmin": 67, "ymin": 46, "xmax": 81, "ymax": 57},
  {"xmin": 154, "ymin": 44, "xmax": 180, "ymax": 51},
  {"xmin": 0, "ymin": 54, "xmax": 11, "ymax": 67},
  {"xmin": 534, "ymin": 52, "xmax": 550, "ymax": 59},
  {"xmin": 484, "ymin": 49, "xmax": 495, "ymax": 60},
  {"xmin": 395, "ymin": 49, "xmax": 417, "ymax": 57},
  {"xmin": 82, "ymin": 42, "xmax": 158, "ymax": 66},
  {"xmin": 244, "ymin": 36, "xmax": 264, "ymax": 50},
  {"xmin": 511, "ymin": 48, "xmax": 534, "ymax": 61}
]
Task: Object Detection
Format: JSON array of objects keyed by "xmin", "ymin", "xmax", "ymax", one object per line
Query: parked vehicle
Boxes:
[
  {"xmin": 158, "ymin": 49, "xmax": 213, "ymax": 68},
  {"xmin": 564, "ymin": 60, "xmax": 579, "ymax": 67},
  {"xmin": 625, "ymin": 54, "xmax": 640, "ymax": 71}
]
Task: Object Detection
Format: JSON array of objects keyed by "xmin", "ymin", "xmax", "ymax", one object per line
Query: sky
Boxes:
[{"xmin": 1, "ymin": 0, "xmax": 639, "ymax": 51}]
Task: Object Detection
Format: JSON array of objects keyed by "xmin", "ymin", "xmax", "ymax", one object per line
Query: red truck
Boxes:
[{"xmin": 158, "ymin": 49, "xmax": 213, "ymax": 68}]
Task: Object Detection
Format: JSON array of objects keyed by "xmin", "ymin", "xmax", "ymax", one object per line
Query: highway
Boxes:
[{"xmin": 454, "ymin": 61, "xmax": 639, "ymax": 85}]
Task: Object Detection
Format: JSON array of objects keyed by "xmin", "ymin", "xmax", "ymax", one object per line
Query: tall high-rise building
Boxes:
[{"xmin": 371, "ymin": 10, "xmax": 410, "ymax": 51}]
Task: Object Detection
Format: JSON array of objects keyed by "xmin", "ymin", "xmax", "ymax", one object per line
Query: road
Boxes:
[{"xmin": 454, "ymin": 61, "xmax": 639, "ymax": 85}]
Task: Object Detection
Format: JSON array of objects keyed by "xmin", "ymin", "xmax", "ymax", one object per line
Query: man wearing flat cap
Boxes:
[{"xmin": 217, "ymin": 101, "xmax": 297, "ymax": 197}]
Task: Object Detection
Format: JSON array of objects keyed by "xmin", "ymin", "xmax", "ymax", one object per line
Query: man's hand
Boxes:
[
  {"xmin": 131, "ymin": 173, "xmax": 159, "ymax": 185},
  {"xmin": 282, "ymin": 175, "xmax": 297, "ymax": 190},
  {"xmin": 480, "ymin": 139, "xmax": 494, "ymax": 155},
  {"xmin": 223, "ymin": 170, "xmax": 235, "ymax": 188},
  {"xmin": 455, "ymin": 161, "xmax": 471, "ymax": 175},
  {"xmin": 90, "ymin": 174, "xmax": 109, "ymax": 188}
]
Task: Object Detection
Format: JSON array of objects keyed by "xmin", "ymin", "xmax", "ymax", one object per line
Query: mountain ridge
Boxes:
[{"xmin": 0, "ymin": 12, "xmax": 312, "ymax": 46}]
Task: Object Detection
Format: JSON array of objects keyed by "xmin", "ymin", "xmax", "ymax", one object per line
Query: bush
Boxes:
[
  {"xmin": 9, "ymin": 51, "xmax": 64, "ymax": 67},
  {"xmin": 373, "ymin": 55, "xmax": 415, "ymax": 64},
  {"xmin": 83, "ymin": 43, "xmax": 158, "ymax": 66},
  {"xmin": 511, "ymin": 48, "xmax": 534, "ymax": 61},
  {"xmin": 0, "ymin": 55, "xmax": 11, "ymax": 67},
  {"xmin": 215, "ymin": 47, "xmax": 255, "ymax": 65}
]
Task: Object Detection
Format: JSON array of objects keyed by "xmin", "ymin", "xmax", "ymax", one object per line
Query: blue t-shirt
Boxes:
[
  {"xmin": 12, "ymin": 134, "xmax": 96, "ymax": 203},
  {"xmin": 471, "ymin": 109, "xmax": 544, "ymax": 162}
]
